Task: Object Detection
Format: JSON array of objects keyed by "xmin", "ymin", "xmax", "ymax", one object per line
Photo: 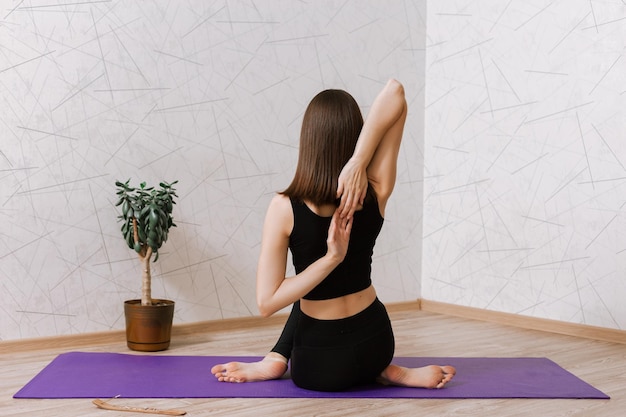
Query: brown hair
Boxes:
[{"xmin": 281, "ymin": 89, "xmax": 363, "ymax": 205}]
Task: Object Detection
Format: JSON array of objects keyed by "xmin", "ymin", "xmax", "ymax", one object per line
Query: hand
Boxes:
[
  {"xmin": 336, "ymin": 158, "xmax": 368, "ymax": 219},
  {"xmin": 326, "ymin": 209, "xmax": 353, "ymax": 263}
]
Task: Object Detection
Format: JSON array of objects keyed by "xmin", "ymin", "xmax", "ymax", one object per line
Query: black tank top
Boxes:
[{"xmin": 289, "ymin": 193, "xmax": 384, "ymax": 300}]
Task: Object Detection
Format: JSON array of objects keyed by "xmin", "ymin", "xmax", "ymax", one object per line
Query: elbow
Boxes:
[
  {"xmin": 257, "ymin": 299, "xmax": 275, "ymax": 318},
  {"xmin": 384, "ymin": 79, "xmax": 407, "ymax": 114},
  {"xmin": 386, "ymin": 78, "xmax": 405, "ymax": 97},
  {"xmin": 258, "ymin": 307, "xmax": 273, "ymax": 318}
]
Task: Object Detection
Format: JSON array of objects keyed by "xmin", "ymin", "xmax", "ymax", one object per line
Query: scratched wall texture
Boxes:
[
  {"xmin": 423, "ymin": 1, "xmax": 626, "ymax": 329},
  {"xmin": 0, "ymin": 1, "xmax": 425, "ymax": 340}
]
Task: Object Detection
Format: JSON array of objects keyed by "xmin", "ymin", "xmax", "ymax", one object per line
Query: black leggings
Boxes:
[
  {"xmin": 270, "ymin": 301, "xmax": 301, "ymax": 359},
  {"xmin": 272, "ymin": 298, "xmax": 395, "ymax": 392}
]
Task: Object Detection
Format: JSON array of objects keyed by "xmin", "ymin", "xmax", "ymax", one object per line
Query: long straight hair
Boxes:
[{"xmin": 281, "ymin": 89, "xmax": 363, "ymax": 205}]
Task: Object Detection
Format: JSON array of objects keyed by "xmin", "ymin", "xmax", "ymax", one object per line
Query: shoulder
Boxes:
[
  {"xmin": 268, "ymin": 193, "xmax": 292, "ymax": 213},
  {"xmin": 263, "ymin": 194, "xmax": 293, "ymax": 235}
]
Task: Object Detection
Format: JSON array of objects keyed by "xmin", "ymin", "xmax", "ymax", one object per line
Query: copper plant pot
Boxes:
[{"xmin": 124, "ymin": 299, "xmax": 175, "ymax": 352}]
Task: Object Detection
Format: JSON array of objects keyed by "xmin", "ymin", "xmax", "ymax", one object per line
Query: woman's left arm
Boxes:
[{"xmin": 255, "ymin": 195, "xmax": 351, "ymax": 317}]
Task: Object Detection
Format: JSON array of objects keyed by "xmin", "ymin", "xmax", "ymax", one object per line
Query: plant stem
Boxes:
[
  {"xmin": 132, "ymin": 217, "xmax": 139, "ymax": 244},
  {"xmin": 140, "ymin": 246, "xmax": 153, "ymax": 306},
  {"xmin": 133, "ymin": 217, "xmax": 153, "ymax": 305}
]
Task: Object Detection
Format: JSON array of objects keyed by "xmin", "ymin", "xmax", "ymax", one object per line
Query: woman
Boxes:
[{"xmin": 212, "ymin": 79, "xmax": 455, "ymax": 391}]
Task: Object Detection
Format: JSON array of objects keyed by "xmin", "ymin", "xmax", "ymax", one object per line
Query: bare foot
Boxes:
[
  {"xmin": 378, "ymin": 364, "xmax": 456, "ymax": 389},
  {"xmin": 211, "ymin": 352, "xmax": 288, "ymax": 383}
]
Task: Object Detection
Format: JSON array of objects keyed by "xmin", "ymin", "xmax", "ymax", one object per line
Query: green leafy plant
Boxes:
[{"xmin": 115, "ymin": 179, "xmax": 178, "ymax": 306}]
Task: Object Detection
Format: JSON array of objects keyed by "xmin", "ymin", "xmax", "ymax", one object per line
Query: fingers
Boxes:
[
  {"xmin": 327, "ymin": 210, "xmax": 352, "ymax": 261},
  {"xmin": 338, "ymin": 190, "xmax": 358, "ymax": 219},
  {"xmin": 337, "ymin": 173, "xmax": 368, "ymax": 219},
  {"xmin": 343, "ymin": 213, "xmax": 353, "ymax": 233},
  {"xmin": 337, "ymin": 192, "xmax": 348, "ymax": 218},
  {"xmin": 332, "ymin": 208, "xmax": 352, "ymax": 231},
  {"xmin": 336, "ymin": 181, "xmax": 344, "ymax": 199},
  {"xmin": 336, "ymin": 160, "xmax": 367, "ymax": 218}
]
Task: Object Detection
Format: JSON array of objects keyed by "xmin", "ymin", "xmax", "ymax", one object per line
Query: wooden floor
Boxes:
[{"xmin": 1, "ymin": 306, "xmax": 624, "ymax": 417}]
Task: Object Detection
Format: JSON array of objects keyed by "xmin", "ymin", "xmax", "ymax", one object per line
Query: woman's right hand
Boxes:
[
  {"xmin": 326, "ymin": 209, "xmax": 353, "ymax": 263},
  {"xmin": 336, "ymin": 158, "xmax": 368, "ymax": 219}
]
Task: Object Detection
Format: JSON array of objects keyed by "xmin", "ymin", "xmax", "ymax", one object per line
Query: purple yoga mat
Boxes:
[{"xmin": 14, "ymin": 352, "xmax": 609, "ymax": 399}]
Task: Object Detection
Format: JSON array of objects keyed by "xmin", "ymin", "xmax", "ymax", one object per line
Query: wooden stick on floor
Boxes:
[{"xmin": 92, "ymin": 399, "xmax": 187, "ymax": 416}]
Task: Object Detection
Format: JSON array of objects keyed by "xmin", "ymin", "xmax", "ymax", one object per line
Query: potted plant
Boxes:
[{"xmin": 115, "ymin": 179, "xmax": 178, "ymax": 351}]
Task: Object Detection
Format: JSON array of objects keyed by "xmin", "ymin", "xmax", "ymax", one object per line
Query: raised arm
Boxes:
[
  {"xmin": 255, "ymin": 195, "xmax": 352, "ymax": 317},
  {"xmin": 337, "ymin": 79, "xmax": 407, "ymax": 218}
]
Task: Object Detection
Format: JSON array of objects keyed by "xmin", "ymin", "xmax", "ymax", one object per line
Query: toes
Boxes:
[
  {"xmin": 435, "ymin": 366, "xmax": 455, "ymax": 388},
  {"xmin": 216, "ymin": 371, "xmax": 244, "ymax": 383},
  {"xmin": 442, "ymin": 365, "xmax": 456, "ymax": 376},
  {"xmin": 213, "ymin": 369, "xmax": 230, "ymax": 381}
]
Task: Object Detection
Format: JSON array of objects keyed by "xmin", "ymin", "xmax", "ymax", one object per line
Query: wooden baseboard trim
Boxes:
[
  {"xmin": 0, "ymin": 329, "xmax": 125, "ymax": 354},
  {"xmin": 0, "ymin": 302, "xmax": 423, "ymax": 354},
  {"xmin": 0, "ymin": 314, "xmax": 291, "ymax": 354},
  {"xmin": 2, "ymin": 299, "xmax": 623, "ymax": 353},
  {"xmin": 419, "ymin": 298, "xmax": 626, "ymax": 345}
]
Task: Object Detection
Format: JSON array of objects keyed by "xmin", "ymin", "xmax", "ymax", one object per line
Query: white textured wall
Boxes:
[
  {"xmin": 423, "ymin": 1, "xmax": 626, "ymax": 330},
  {"xmin": 0, "ymin": 1, "xmax": 426, "ymax": 340}
]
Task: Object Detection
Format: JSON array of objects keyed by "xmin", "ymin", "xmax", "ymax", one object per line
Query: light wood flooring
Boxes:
[{"xmin": 1, "ymin": 305, "xmax": 624, "ymax": 417}]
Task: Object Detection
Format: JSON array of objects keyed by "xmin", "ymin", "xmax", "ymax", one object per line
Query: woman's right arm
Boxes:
[{"xmin": 337, "ymin": 79, "xmax": 407, "ymax": 218}]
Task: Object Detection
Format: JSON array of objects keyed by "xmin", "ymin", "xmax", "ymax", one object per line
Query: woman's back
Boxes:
[{"xmin": 290, "ymin": 191, "xmax": 383, "ymax": 301}]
